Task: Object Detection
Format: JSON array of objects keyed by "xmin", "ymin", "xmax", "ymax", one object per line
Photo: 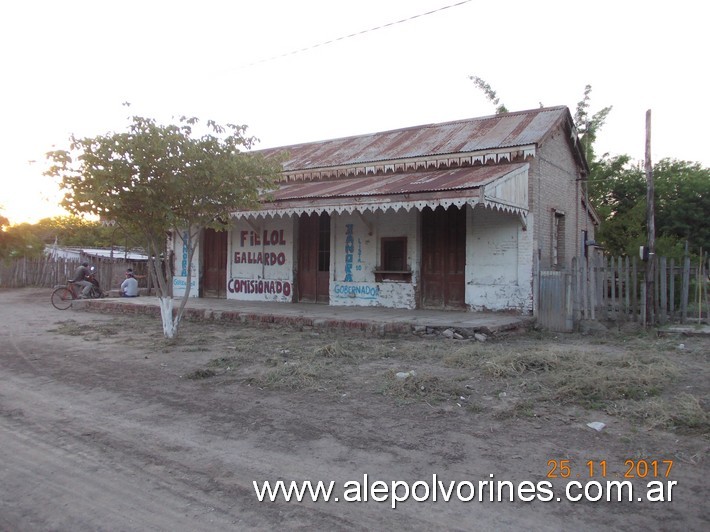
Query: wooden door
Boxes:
[
  {"xmin": 202, "ymin": 228, "xmax": 227, "ymax": 298},
  {"xmin": 297, "ymin": 213, "xmax": 330, "ymax": 303},
  {"xmin": 421, "ymin": 206, "xmax": 466, "ymax": 309}
]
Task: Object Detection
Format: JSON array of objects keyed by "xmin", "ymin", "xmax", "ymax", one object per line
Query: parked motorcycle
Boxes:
[{"xmin": 87, "ymin": 266, "xmax": 103, "ymax": 298}]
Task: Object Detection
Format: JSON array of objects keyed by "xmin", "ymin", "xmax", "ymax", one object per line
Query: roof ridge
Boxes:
[{"xmin": 258, "ymin": 106, "xmax": 569, "ymax": 152}]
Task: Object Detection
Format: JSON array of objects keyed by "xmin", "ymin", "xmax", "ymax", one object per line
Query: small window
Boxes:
[
  {"xmin": 376, "ymin": 237, "xmax": 411, "ymax": 282},
  {"xmin": 382, "ymin": 237, "xmax": 407, "ymax": 271},
  {"xmin": 552, "ymin": 211, "xmax": 565, "ymax": 268}
]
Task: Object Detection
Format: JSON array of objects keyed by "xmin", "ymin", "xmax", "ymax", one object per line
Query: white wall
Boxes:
[
  {"xmin": 227, "ymin": 218, "xmax": 295, "ymax": 302},
  {"xmin": 465, "ymin": 206, "xmax": 533, "ymax": 312},
  {"xmin": 330, "ymin": 210, "xmax": 418, "ymax": 309}
]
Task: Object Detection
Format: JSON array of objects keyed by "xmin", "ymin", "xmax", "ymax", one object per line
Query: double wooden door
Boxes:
[{"xmin": 421, "ymin": 206, "xmax": 466, "ymax": 309}]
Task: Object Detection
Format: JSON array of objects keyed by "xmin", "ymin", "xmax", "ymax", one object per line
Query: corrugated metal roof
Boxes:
[
  {"xmin": 271, "ymin": 163, "xmax": 527, "ymax": 201},
  {"xmin": 259, "ymin": 106, "xmax": 569, "ymax": 171}
]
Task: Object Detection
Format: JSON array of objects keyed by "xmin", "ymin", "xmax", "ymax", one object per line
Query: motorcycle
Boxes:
[{"xmin": 86, "ymin": 266, "xmax": 104, "ymax": 298}]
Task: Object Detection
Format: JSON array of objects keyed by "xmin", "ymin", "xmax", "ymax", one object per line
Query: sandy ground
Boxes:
[{"xmin": 0, "ymin": 288, "xmax": 707, "ymax": 531}]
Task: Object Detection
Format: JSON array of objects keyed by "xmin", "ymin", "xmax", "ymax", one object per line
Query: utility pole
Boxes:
[{"xmin": 645, "ymin": 110, "xmax": 656, "ymax": 325}]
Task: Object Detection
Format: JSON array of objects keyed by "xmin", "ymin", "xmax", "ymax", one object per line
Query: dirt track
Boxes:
[{"xmin": 0, "ymin": 288, "xmax": 707, "ymax": 531}]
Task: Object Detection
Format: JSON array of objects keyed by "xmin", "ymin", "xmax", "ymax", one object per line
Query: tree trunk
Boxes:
[{"xmin": 158, "ymin": 297, "xmax": 177, "ymax": 339}]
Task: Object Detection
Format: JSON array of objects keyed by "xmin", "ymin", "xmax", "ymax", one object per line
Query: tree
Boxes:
[
  {"xmin": 46, "ymin": 114, "xmax": 282, "ymax": 338},
  {"xmin": 573, "ymin": 85, "xmax": 612, "ymax": 164},
  {"xmin": 469, "ymin": 76, "xmax": 508, "ymax": 114},
  {"xmin": 589, "ymin": 157, "xmax": 710, "ymax": 258}
]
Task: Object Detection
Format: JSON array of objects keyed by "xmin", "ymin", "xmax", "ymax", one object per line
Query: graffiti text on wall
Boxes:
[
  {"xmin": 180, "ymin": 231, "xmax": 188, "ymax": 276},
  {"xmin": 239, "ymin": 230, "xmax": 286, "ymax": 247},
  {"xmin": 234, "ymin": 252, "xmax": 286, "ymax": 265},
  {"xmin": 228, "ymin": 278, "xmax": 292, "ymax": 297},
  {"xmin": 344, "ymin": 224, "xmax": 354, "ymax": 282},
  {"xmin": 333, "ymin": 283, "xmax": 380, "ymax": 300}
]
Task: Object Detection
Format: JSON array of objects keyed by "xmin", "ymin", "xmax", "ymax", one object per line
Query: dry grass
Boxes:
[
  {"xmin": 381, "ymin": 370, "xmax": 467, "ymax": 406},
  {"xmin": 620, "ymin": 393, "xmax": 709, "ymax": 432},
  {"xmin": 247, "ymin": 360, "xmax": 332, "ymax": 391},
  {"xmin": 84, "ymin": 316, "xmax": 705, "ymax": 433}
]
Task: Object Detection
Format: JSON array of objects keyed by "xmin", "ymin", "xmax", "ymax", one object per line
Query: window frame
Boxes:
[{"xmin": 375, "ymin": 236, "xmax": 411, "ymax": 282}]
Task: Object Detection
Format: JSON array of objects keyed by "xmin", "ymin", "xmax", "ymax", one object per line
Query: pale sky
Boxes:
[{"xmin": 1, "ymin": 0, "xmax": 707, "ymax": 225}]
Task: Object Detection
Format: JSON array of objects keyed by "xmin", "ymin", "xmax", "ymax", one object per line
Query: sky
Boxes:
[{"xmin": 0, "ymin": 0, "xmax": 707, "ymax": 225}]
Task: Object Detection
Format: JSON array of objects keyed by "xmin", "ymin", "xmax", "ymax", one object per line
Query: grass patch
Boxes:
[
  {"xmin": 623, "ymin": 393, "xmax": 709, "ymax": 432},
  {"xmin": 184, "ymin": 368, "xmax": 217, "ymax": 380},
  {"xmin": 48, "ymin": 320, "xmax": 86, "ymax": 336},
  {"xmin": 381, "ymin": 370, "xmax": 465, "ymax": 405},
  {"xmin": 314, "ymin": 340, "xmax": 347, "ymax": 358},
  {"xmin": 248, "ymin": 360, "xmax": 330, "ymax": 391},
  {"xmin": 447, "ymin": 343, "xmax": 678, "ymax": 409},
  {"xmin": 207, "ymin": 356, "xmax": 240, "ymax": 369}
]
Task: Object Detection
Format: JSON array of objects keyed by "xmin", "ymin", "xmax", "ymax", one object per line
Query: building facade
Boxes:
[{"xmin": 175, "ymin": 106, "xmax": 597, "ymax": 313}]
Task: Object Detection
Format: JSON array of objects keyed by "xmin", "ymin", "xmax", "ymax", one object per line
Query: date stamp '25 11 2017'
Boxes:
[{"xmin": 547, "ymin": 459, "xmax": 674, "ymax": 479}]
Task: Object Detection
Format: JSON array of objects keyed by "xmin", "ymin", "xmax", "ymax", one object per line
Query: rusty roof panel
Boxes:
[
  {"xmin": 260, "ymin": 107, "xmax": 568, "ymax": 171},
  {"xmin": 271, "ymin": 163, "xmax": 527, "ymax": 202}
]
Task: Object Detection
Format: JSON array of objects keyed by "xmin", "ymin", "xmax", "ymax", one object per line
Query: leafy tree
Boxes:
[
  {"xmin": 573, "ymin": 85, "xmax": 612, "ymax": 164},
  {"xmin": 0, "ymin": 215, "xmax": 143, "ymax": 259},
  {"xmin": 589, "ymin": 157, "xmax": 710, "ymax": 258},
  {"xmin": 46, "ymin": 114, "xmax": 282, "ymax": 338}
]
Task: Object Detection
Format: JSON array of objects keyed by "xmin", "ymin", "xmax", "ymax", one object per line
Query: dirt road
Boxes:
[{"xmin": 0, "ymin": 288, "xmax": 707, "ymax": 531}]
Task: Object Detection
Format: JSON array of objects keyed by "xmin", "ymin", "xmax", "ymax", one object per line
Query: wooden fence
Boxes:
[
  {"xmin": 537, "ymin": 252, "xmax": 709, "ymax": 332},
  {"xmin": 0, "ymin": 255, "xmax": 150, "ymax": 292}
]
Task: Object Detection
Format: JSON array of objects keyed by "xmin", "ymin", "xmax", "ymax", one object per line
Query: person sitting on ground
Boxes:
[
  {"xmin": 120, "ymin": 270, "xmax": 139, "ymax": 297},
  {"xmin": 71, "ymin": 261, "xmax": 94, "ymax": 298},
  {"xmin": 125, "ymin": 268, "xmax": 147, "ymax": 280}
]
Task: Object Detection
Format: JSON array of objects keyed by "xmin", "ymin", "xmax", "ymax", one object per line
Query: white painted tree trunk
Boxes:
[{"xmin": 158, "ymin": 297, "xmax": 177, "ymax": 339}]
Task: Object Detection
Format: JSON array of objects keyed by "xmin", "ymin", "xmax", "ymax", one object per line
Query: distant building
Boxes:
[{"xmin": 45, "ymin": 245, "xmax": 149, "ymax": 289}]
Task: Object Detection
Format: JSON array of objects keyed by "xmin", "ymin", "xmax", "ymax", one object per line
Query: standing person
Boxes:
[
  {"xmin": 120, "ymin": 270, "xmax": 139, "ymax": 297},
  {"xmin": 71, "ymin": 261, "xmax": 94, "ymax": 298}
]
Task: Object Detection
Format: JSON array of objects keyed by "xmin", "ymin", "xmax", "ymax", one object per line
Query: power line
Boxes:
[{"xmin": 240, "ymin": 0, "xmax": 473, "ymax": 68}]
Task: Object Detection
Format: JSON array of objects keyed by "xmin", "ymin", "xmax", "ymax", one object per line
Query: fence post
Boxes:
[
  {"xmin": 589, "ymin": 254, "xmax": 597, "ymax": 320},
  {"xmin": 681, "ymin": 247, "xmax": 690, "ymax": 324},
  {"xmin": 609, "ymin": 256, "xmax": 616, "ymax": 319},
  {"xmin": 632, "ymin": 256, "xmax": 638, "ymax": 322},
  {"xmin": 565, "ymin": 271, "xmax": 574, "ymax": 331},
  {"xmin": 659, "ymin": 256, "xmax": 667, "ymax": 325},
  {"xmin": 624, "ymin": 256, "xmax": 631, "ymax": 321},
  {"xmin": 571, "ymin": 257, "xmax": 580, "ymax": 325},
  {"xmin": 533, "ymin": 249, "xmax": 540, "ymax": 318},
  {"xmin": 669, "ymin": 258, "xmax": 675, "ymax": 320}
]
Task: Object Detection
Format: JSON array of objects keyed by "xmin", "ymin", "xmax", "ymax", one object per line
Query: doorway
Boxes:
[
  {"xmin": 421, "ymin": 206, "xmax": 466, "ymax": 308},
  {"xmin": 297, "ymin": 213, "xmax": 330, "ymax": 303},
  {"xmin": 202, "ymin": 228, "xmax": 228, "ymax": 298}
]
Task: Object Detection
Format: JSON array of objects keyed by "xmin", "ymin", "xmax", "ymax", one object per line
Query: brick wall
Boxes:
[{"xmin": 531, "ymin": 126, "xmax": 596, "ymax": 270}]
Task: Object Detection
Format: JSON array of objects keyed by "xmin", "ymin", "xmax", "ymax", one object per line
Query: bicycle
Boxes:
[{"xmin": 51, "ymin": 280, "xmax": 102, "ymax": 310}]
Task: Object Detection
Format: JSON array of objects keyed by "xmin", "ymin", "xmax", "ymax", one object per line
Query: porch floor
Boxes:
[{"xmin": 84, "ymin": 296, "xmax": 534, "ymax": 335}]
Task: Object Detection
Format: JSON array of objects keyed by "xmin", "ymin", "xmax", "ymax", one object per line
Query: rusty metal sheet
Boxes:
[
  {"xmin": 271, "ymin": 163, "xmax": 527, "ymax": 201},
  {"xmin": 260, "ymin": 107, "xmax": 567, "ymax": 171}
]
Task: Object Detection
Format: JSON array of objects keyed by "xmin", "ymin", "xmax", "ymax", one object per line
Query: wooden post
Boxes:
[
  {"xmin": 644, "ymin": 110, "xmax": 656, "ymax": 326},
  {"xmin": 609, "ymin": 256, "xmax": 616, "ymax": 319},
  {"xmin": 572, "ymin": 257, "xmax": 580, "ymax": 324},
  {"xmin": 589, "ymin": 253, "xmax": 597, "ymax": 320},
  {"xmin": 533, "ymin": 249, "xmax": 540, "ymax": 318},
  {"xmin": 631, "ymin": 256, "xmax": 638, "ymax": 322},
  {"xmin": 659, "ymin": 256, "xmax": 667, "ymax": 325},
  {"xmin": 699, "ymin": 248, "xmax": 704, "ymax": 323},
  {"xmin": 581, "ymin": 254, "xmax": 589, "ymax": 319},
  {"xmin": 624, "ymin": 256, "xmax": 631, "ymax": 321},
  {"xmin": 669, "ymin": 258, "xmax": 676, "ymax": 320},
  {"xmin": 681, "ymin": 242, "xmax": 690, "ymax": 324}
]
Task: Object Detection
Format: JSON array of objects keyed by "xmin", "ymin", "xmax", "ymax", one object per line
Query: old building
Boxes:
[{"xmin": 175, "ymin": 106, "xmax": 598, "ymax": 312}]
